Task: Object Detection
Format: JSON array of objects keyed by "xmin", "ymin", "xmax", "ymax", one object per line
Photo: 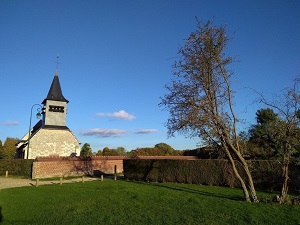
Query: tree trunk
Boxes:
[
  {"xmin": 223, "ymin": 131, "xmax": 259, "ymax": 202},
  {"xmin": 223, "ymin": 146, "xmax": 251, "ymax": 202},
  {"xmin": 280, "ymin": 162, "xmax": 289, "ymax": 204},
  {"xmin": 279, "ymin": 141, "xmax": 291, "ymax": 204},
  {"xmin": 279, "ymin": 149, "xmax": 290, "ymax": 204},
  {"xmin": 238, "ymin": 155, "xmax": 259, "ymax": 202}
]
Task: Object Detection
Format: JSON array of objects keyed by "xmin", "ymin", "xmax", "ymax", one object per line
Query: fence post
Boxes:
[
  {"xmin": 114, "ymin": 165, "xmax": 117, "ymax": 180},
  {"xmin": 36, "ymin": 178, "xmax": 39, "ymax": 187},
  {"xmin": 60, "ymin": 177, "xmax": 63, "ymax": 185},
  {"xmin": 5, "ymin": 171, "xmax": 8, "ymax": 177},
  {"xmin": 101, "ymin": 175, "xmax": 103, "ymax": 181},
  {"xmin": 82, "ymin": 176, "xmax": 84, "ymax": 183}
]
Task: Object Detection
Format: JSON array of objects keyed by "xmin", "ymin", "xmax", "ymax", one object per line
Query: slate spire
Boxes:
[{"xmin": 42, "ymin": 70, "xmax": 69, "ymax": 104}]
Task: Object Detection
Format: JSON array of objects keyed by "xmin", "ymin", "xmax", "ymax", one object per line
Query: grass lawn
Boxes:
[{"xmin": 0, "ymin": 179, "xmax": 299, "ymax": 225}]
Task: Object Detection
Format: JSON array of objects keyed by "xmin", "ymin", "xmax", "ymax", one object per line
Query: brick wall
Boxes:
[{"xmin": 32, "ymin": 156, "xmax": 197, "ymax": 179}]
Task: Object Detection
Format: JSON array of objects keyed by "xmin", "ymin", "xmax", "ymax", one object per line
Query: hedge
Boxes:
[
  {"xmin": 0, "ymin": 159, "xmax": 34, "ymax": 178},
  {"xmin": 123, "ymin": 159, "xmax": 300, "ymax": 192}
]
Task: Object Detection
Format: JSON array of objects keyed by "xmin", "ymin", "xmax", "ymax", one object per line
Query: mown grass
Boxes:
[{"xmin": 0, "ymin": 179, "xmax": 299, "ymax": 225}]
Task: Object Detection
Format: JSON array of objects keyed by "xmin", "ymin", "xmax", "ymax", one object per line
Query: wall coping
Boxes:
[{"xmin": 34, "ymin": 155, "xmax": 198, "ymax": 162}]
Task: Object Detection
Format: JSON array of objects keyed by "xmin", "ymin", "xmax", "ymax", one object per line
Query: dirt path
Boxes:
[{"xmin": 0, "ymin": 177, "xmax": 99, "ymax": 190}]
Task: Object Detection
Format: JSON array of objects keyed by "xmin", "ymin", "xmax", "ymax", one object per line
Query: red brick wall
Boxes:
[
  {"xmin": 32, "ymin": 156, "xmax": 124, "ymax": 179},
  {"xmin": 32, "ymin": 156, "xmax": 197, "ymax": 179}
]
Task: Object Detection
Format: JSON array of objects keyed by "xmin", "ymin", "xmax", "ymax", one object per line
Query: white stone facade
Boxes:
[{"xmin": 27, "ymin": 128, "xmax": 80, "ymax": 159}]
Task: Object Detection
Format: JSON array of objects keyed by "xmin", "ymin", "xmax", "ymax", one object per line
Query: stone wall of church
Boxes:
[{"xmin": 28, "ymin": 128, "xmax": 80, "ymax": 159}]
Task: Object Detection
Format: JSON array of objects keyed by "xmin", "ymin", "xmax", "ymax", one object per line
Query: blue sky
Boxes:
[{"xmin": 1, "ymin": 0, "xmax": 299, "ymax": 152}]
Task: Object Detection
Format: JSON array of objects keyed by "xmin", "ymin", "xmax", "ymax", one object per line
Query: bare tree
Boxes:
[
  {"xmin": 160, "ymin": 19, "xmax": 258, "ymax": 202},
  {"xmin": 256, "ymin": 77, "xmax": 300, "ymax": 204}
]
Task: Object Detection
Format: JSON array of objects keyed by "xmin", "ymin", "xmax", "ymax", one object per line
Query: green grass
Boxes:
[{"xmin": 0, "ymin": 179, "xmax": 299, "ymax": 225}]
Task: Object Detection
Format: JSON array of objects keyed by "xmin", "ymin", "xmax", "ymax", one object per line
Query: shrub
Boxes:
[
  {"xmin": 124, "ymin": 159, "xmax": 300, "ymax": 192},
  {"xmin": 0, "ymin": 159, "xmax": 33, "ymax": 178}
]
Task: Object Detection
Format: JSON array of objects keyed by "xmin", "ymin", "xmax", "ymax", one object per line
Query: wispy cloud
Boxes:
[
  {"xmin": 135, "ymin": 129, "xmax": 158, "ymax": 134},
  {"xmin": 2, "ymin": 121, "xmax": 19, "ymax": 126},
  {"xmin": 96, "ymin": 110, "xmax": 136, "ymax": 121},
  {"xmin": 81, "ymin": 128, "xmax": 127, "ymax": 138}
]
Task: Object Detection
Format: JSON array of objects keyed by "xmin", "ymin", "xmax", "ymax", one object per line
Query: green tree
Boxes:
[
  {"xmin": 2, "ymin": 138, "xmax": 18, "ymax": 159},
  {"xmin": 102, "ymin": 147, "xmax": 113, "ymax": 156},
  {"xmin": 106, "ymin": 149, "xmax": 119, "ymax": 156},
  {"xmin": 80, "ymin": 143, "xmax": 93, "ymax": 157},
  {"xmin": 102, "ymin": 147, "xmax": 110, "ymax": 155},
  {"xmin": 257, "ymin": 77, "xmax": 300, "ymax": 204},
  {"xmin": 248, "ymin": 108, "xmax": 281, "ymax": 159},
  {"xmin": 95, "ymin": 150, "xmax": 103, "ymax": 156},
  {"xmin": 102, "ymin": 147, "xmax": 127, "ymax": 156},
  {"xmin": 115, "ymin": 147, "xmax": 126, "ymax": 156},
  {"xmin": 0, "ymin": 140, "xmax": 4, "ymax": 159},
  {"xmin": 130, "ymin": 143, "xmax": 180, "ymax": 156},
  {"xmin": 237, "ymin": 131, "xmax": 249, "ymax": 157},
  {"xmin": 160, "ymin": 19, "xmax": 258, "ymax": 202},
  {"xmin": 154, "ymin": 143, "xmax": 174, "ymax": 155},
  {"xmin": 130, "ymin": 147, "xmax": 159, "ymax": 156}
]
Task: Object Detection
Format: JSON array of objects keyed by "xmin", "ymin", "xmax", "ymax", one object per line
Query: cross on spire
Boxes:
[{"xmin": 56, "ymin": 55, "xmax": 60, "ymax": 70}]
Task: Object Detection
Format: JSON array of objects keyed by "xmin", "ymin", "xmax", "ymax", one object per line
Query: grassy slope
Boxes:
[{"xmin": 0, "ymin": 179, "xmax": 299, "ymax": 225}]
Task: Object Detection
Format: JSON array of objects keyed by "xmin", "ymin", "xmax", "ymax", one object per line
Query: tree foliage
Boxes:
[
  {"xmin": 100, "ymin": 147, "xmax": 127, "ymax": 156},
  {"xmin": 183, "ymin": 146, "xmax": 225, "ymax": 159},
  {"xmin": 248, "ymin": 108, "xmax": 281, "ymax": 158},
  {"xmin": 115, "ymin": 147, "xmax": 126, "ymax": 156},
  {"xmin": 1, "ymin": 138, "xmax": 18, "ymax": 159},
  {"xmin": 160, "ymin": 19, "xmax": 258, "ymax": 202},
  {"xmin": 154, "ymin": 143, "xmax": 174, "ymax": 155},
  {"xmin": 95, "ymin": 149, "xmax": 103, "ymax": 156},
  {"xmin": 130, "ymin": 147, "xmax": 159, "ymax": 156},
  {"xmin": 0, "ymin": 140, "xmax": 4, "ymax": 159},
  {"xmin": 130, "ymin": 143, "xmax": 179, "ymax": 156},
  {"xmin": 256, "ymin": 77, "xmax": 300, "ymax": 204},
  {"xmin": 80, "ymin": 143, "xmax": 93, "ymax": 157}
]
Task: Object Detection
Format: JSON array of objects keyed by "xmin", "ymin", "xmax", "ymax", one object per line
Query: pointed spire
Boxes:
[{"xmin": 42, "ymin": 71, "xmax": 69, "ymax": 104}]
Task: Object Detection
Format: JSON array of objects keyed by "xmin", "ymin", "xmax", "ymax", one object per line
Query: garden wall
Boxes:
[
  {"xmin": 32, "ymin": 156, "xmax": 124, "ymax": 179},
  {"xmin": 32, "ymin": 156, "xmax": 196, "ymax": 179}
]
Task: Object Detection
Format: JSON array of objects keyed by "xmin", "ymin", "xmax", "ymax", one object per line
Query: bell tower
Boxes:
[
  {"xmin": 42, "ymin": 70, "xmax": 69, "ymax": 127},
  {"xmin": 16, "ymin": 66, "xmax": 80, "ymax": 159}
]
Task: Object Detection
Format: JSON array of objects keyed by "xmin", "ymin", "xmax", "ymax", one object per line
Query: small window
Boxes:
[{"xmin": 49, "ymin": 105, "xmax": 64, "ymax": 113}]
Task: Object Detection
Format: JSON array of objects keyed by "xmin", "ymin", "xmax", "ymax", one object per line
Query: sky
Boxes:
[{"xmin": 1, "ymin": 0, "xmax": 300, "ymax": 152}]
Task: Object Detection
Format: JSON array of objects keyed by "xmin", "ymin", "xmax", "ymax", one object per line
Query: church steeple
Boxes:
[
  {"xmin": 16, "ymin": 66, "xmax": 80, "ymax": 159},
  {"xmin": 42, "ymin": 70, "xmax": 68, "ymax": 104},
  {"xmin": 42, "ymin": 71, "xmax": 68, "ymax": 127}
]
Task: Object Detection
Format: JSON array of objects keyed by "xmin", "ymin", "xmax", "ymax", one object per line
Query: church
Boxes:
[{"xmin": 16, "ymin": 70, "xmax": 80, "ymax": 159}]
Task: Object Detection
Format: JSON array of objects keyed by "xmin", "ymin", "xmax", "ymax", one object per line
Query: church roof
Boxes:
[{"xmin": 42, "ymin": 71, "xmax": 69, "ymax": 104}]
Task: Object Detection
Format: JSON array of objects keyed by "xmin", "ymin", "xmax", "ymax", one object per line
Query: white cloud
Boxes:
[
  {"xmin": 3, "ymin": 121, "xmax": 19, "ymax": 126},
  {"xmin": 96, "ymin": 110, "xmax": 136, "ymax": 120},
  {"xmin": 135, "ymin": 129, "xmax": 158, "ymax": 134},
  {"xmin": 81, "ymin": 128, "xmax": 127, "ymax": 138}
]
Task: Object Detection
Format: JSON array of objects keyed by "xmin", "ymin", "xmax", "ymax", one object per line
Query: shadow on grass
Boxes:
[
  {"xmin": 0, "ymin": 206, "xmax": 2, "ymax": 223},
  {"xmin": 131, "ymin": 181, "xmax": 245, "ymax": 201}
]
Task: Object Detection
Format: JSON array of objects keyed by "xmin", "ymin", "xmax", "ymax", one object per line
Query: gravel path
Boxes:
[{"xmin": 0, "ymin": 177, "xmax": 99, "ymax": 190}]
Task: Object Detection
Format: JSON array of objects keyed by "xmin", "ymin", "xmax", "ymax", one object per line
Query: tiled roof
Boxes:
[{"xmin": 42, "ymin": 71, "xmax": 69, "ymax": 104}]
